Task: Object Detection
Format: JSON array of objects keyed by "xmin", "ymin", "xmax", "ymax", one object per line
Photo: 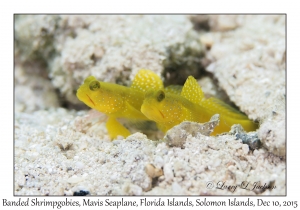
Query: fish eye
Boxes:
[
  {"xmin": 89, "ymin": 81, "xmax": 100, "ymax": 91},
  {"xmin": 156, "ymin": 90, "xmax": 165, "ymax": 102}
]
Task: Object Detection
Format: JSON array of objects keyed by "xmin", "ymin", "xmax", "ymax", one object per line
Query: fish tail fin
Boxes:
[{"xmin": 238, "ymin": 119, "xmax": 259, "ymax": 132}]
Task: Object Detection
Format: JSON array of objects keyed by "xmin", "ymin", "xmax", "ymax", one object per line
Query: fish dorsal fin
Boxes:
[
  {"xmin": 165, "ymin": 85, "xmax": 182, "ymax": 95},
  {"xmin": 130, "ymin": 69, "xmax": 163, "ymax": 93},
  {"xmin": 181, "ymin": 76, "xmax": 204, "ymax": 104},
  {"xmin": 201, "ymin": 97, "xmax": 248, "ymax": 119}
]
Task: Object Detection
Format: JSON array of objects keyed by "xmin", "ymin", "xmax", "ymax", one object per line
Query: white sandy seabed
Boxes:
[{"xmin": 14, "ymin": 15, "xmax": 285, "ymax": 195}]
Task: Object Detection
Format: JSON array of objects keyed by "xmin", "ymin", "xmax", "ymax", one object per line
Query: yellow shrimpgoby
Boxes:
[
  {"xmin": 141, "ymin": 76, "xmax": 258, "ymax": 135},
  {"xmin": 76, "ymin": 69, "xmax": 163, "ymax": 139}
]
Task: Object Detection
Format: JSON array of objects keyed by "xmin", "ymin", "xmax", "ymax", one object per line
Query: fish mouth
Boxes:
[{"xmin": 86, "ymin": 94, "xmax": 95, "ymax": 107}]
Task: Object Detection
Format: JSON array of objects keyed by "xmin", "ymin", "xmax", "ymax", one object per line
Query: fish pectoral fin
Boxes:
[
  {"xmin": 130, "ymin": 69, "xmax": 164, "ymax": 93},
  {"xmin": 123, "ymin": 102, "xmax": 149, "ymax": 120},
  {"xmin": 106, "ymin": 117, "xmax": 131, "ymax": 139},
  {"xmin": 157, "ymin": 123, "xmax": 168, "ymax": 133}
]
